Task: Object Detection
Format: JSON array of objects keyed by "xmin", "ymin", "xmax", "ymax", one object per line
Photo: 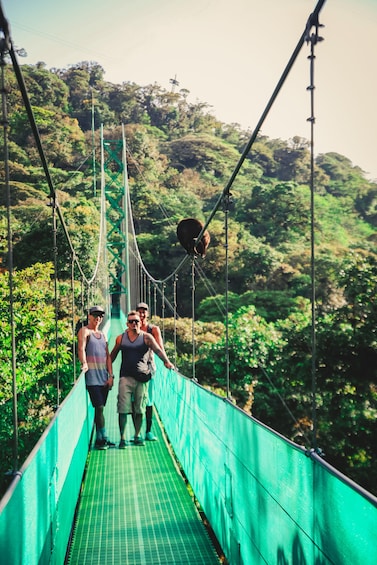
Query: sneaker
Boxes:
[
  {"xmin": 134, "ymin": 436, "xmax": 145, "ymax": 446},
  {"xmin": 145, "ymin": 432, "xmax": 157, "ymax": 441},
  {"xmin": 104, "ymin": 439, "xmax": 116, "ymax": 448},
  {"xmin": 119, "ymin": 439, "xmax": 127, "ymax": 449},
  {"xmin": 95, "ymin": 439, "xmax": 109, "ymax": 450}
]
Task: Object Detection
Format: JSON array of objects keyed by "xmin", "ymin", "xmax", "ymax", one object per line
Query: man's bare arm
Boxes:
[{"xmin": 144, "ymin": 333, "xmax": 174, "ymax": 368}]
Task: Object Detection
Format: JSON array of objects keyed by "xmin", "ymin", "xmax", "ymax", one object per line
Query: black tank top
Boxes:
[{"xmin": 120, "ymin": 332, "xmax": 151, "ymax": 382}]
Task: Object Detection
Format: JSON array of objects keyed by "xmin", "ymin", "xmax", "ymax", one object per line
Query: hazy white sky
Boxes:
[{"xmin": 2, "ymin": 0, "xmax": 377, "ymax": 179}]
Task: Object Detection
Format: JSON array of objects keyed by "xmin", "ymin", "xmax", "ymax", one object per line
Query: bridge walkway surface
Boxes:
[{"xmin": 65, "ymin": 318, "xmax": 221, "ymax": 565}]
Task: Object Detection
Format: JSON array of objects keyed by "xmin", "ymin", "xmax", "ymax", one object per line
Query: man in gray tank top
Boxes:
[
  {"xmin": 110, "ymin": 310, "xmax": 174, "ymax": 448},
  {"xmin": 78, "ymin": 305, "xmax": 115, "ymax": 450}
]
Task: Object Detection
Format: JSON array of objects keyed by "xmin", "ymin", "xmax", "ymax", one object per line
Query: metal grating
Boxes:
[{"xmin": 66, "ymin": 333, "xmax": 220, "ymax": 565}]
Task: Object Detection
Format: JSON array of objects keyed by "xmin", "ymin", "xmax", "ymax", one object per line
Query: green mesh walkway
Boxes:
[{"xmin": 66, "ymin": 320, "xmax": 220, "ymax": 565}]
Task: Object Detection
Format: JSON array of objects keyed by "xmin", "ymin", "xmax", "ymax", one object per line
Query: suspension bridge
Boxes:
[{"xmin": 1, "ymin": 0, "xmax": 377, "ymax": 563}]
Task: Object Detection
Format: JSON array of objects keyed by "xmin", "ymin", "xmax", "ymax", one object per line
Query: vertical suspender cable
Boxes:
[
  {"xmin": 186, "ymin": 0, "xmax": 328, "ymax": 258},
  {"xmin": 306, "ymin": 18, "xmax": 324, "ymax": 451},
  {"xmin": 121, "ymin": 124, "xmax": 131, "ymax": 312},
  {"xmin": 153, "ymin": 285, "xmax": 157, "ymax": 317},
  {"xmin": 51, "ymin": 196, "xmax": 60, "ymax": 407},
  {"xmin": 143, "ymin": 271, "xmax": 147, "ymax": 304},
  {"xmin": 173, "ymin": 274, "xmax": 178, "ymax": 367},
  {"xmin": 161, "ymin": 283, "xmax": 166, "ymax": 342},
  {"xmin": 191, "ymin": 257, "xmax": 196, "ymax": 380},
  {"xmin": 147, "ymin": 279, "xmax": 151, "ymax": 311},
  {"xmin": 71, "ymin": 253, "xmax": 77, "ymax": 381},
  {"xmin": 1, "ymin": 37, "xmax": 18, "ymax": 472},
  {"xmin": 224, "ymin": 195, "xmax": 230, "ymax": 398},
  {"xmin": 91, "ymin": 88, "xmax": 96, "ymax": 197},
  {"xmin": 80, "ymin": 277, "xmax": 84, "ymax": 319}
]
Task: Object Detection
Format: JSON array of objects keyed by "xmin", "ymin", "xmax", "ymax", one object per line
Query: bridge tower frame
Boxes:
[{"xmin": 101, "ymin": 124, "xmax": 131, "ymax": 315}]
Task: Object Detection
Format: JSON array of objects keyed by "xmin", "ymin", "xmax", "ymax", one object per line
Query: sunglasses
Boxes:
[
  {"xmin": 128, "ymin": 319, "xmax": 140, "ymax": 324},
  {"xmin": 92, "ymin": 313, "xmax": 104, "ymax": 318}
]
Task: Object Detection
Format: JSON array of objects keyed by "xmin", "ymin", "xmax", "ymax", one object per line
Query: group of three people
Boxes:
[{"xmin": 78, "ymin": 302, "xmax": 174, "ymax": 449}]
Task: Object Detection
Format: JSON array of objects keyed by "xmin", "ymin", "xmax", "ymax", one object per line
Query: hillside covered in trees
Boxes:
[{"xmin": 0, "ymin": 60, "xmax": 376, "ymax": 496}]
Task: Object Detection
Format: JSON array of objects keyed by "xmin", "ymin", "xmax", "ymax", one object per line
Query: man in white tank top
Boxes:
[{"xmin": 136, "ymin": 302, "xmax": 165, "ymax": 441}]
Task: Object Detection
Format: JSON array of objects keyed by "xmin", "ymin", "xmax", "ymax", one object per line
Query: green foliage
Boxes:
[
  {"xmin": 0, "ymin": 263, "xmax": 74, "ymax": 493},
  {"xmin": 196, "ymin": 306, "xmax": 282, "ymax": 409},
  {"xmin": 198, "ymin": 291, "xmax": 309, "ymax": 323},
  {"xmin": 1, "ymin": 59, "xmax": 377, "ymax": 496}
]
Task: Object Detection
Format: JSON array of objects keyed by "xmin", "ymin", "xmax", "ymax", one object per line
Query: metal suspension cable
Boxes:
[
  {"xmin": 0, "ymin": 29, "xmax": 18, "ymax": 473},
  {"xmin": 188, "ymin": 0, "xmax": 328, "ymax": 251},
  {"xmin": 123, "ymin": 0, "xmax": 328, "ymax": 294},
  {"xmin": 125, "ymin": 172, "xmax": 190, "ymax": 285},
  {"xmin": 306, "ymin": 14, "xmax": 324, "ymax": 452},
  {"xmin": 71, "ymin": 254, "xmax": 77, "ymax": 381},
  {"xmin": 224, "ymin": 194, "xmax": 230, "ymax": 398},
  {"xmin": 126, "ymin": 143, "xmax": 224, "ymax": 310},
  {"xmin": 173, "ymin": 274, "xmax": 178, "ymax": 366},
  {"xmin": 191, "ymin": 257, "xmax": 196, "ymax": 380},
  {"xmin": 51, "ymin": 196, "xmax": 60, "ymax": 407},
  {"xmin": 4, "ymin": 24, "xmax": 106, "ymax": 288}
]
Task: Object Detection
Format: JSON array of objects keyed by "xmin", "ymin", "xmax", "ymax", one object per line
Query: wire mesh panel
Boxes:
[
  {"xmin": 153, "ymin": 360, "xmax": 377, "ymax": 565},
  {"xmin": 0, "ymin": 376, "xmax": 94, "ymax": 565}
]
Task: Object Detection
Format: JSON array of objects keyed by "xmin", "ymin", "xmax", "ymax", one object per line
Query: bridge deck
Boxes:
[{"xmin": 66, "ymin": 320, "xmax": 220, "ymax": 565}]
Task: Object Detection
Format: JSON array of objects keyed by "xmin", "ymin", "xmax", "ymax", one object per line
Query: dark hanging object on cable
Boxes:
[{"xmin": 177, "ymin": 218, "xmax": 210, "ymax": 258}]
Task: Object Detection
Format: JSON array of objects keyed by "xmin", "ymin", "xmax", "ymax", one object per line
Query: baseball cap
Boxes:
[
  {"xmin": 89, "ymin": 305, "xmax": 105, "ymax": 315},
  {"xmin": 136, "ymin": 302, "xmax": 149, "ymax": 310}
]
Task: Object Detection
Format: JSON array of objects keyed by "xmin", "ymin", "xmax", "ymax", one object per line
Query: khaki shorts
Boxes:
[{"xmin": 117, "ymin": 376, "xmax": 148, "ymax": 414}]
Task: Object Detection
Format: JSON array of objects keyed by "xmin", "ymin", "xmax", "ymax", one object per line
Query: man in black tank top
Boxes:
[{"xmin": 110, "ymin": 310, "xmax": 174, "ymax": 448}]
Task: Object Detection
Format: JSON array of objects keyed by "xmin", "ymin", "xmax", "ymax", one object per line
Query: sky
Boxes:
[{"xmin": 2, "ymin": 0, "xmax": 377, "ymax": 180}]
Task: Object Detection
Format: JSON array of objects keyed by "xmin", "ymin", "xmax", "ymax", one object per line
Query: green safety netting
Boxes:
[
  {"xmin": 0, "ymin": 375, "xmax": 94, "ymax": 565},
  {"xmin": 1, "ymin": 352, "xmax": 377, "ymax": 565},
  {"xmin": 153, "ymin": 359, "xmax": 377, "ymax": 565}
]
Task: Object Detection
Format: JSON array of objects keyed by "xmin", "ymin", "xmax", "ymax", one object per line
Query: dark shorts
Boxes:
[{"xmin": 86, "ymin": 385, "xmax": 109, "ymax": 408}]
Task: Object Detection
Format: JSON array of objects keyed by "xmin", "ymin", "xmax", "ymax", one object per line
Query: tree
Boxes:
[{"xmin": 0, "ymin": 263, "xmax": 74, "ymax": 495}]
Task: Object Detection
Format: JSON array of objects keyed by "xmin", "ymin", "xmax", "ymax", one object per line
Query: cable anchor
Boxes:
[
  {"xmin": 305, "ymin": 11, "xmax": 325, "ymax": 46},
  {"xmin": 222, "ymin": 191, "xmax": 234, "ymax": 213}
]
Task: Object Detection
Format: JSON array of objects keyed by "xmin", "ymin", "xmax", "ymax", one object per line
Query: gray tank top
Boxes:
[{"xmin": 85, "ymin": 330, "xmax": 108, "ymax": 386}]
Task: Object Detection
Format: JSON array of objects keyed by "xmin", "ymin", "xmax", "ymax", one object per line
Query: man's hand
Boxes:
[{"xmin": 106, "ymin": 375, "xmax": 114, "ymax": 389}]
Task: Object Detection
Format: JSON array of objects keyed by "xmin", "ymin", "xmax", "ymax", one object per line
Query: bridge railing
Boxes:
[
  {"xmin": 153, "ymin": 358, "xmax": 377, "ymax": 565},
  {"xmin": 2, "ymin": 356, "xmax": 377, "ymax": 565},
  {"xmin": 0, "ymin": 375, "xmax": 94, "ymax": 565}
]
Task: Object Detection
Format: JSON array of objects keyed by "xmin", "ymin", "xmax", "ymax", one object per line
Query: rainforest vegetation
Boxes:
[{"xmin": 0, "ymin": 60, "xmax": 376, "ymax": 496}]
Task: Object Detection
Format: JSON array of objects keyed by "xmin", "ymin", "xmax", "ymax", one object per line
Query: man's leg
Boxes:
[
  {"xmin": 118, "ymin": 414, "xmax": 127, "ymax": 449},
  {"xmin": 133, "ymin": 413, "xmax": 143, "ymax": 438},
  {"xmin": 145, "ymin": 405, "xmax": 153, "ymax": 433},
  {"xmin": 117, "ymin": 378, "xmax": 130, "ymax": 448},
  {"xmin": 94, "ymin": 405, "xmax": 109, "ymax": 448},
  {"xmin": 145, "ymin": 380, "xmax": 157, "ymax": 441},
  {"xmin": 133, "ymin": 382, "xmax": 148, "ymax": 446},
  {"xmin": 95, "ymin": 405, "xmax": 105, "ymax": 434},
  {"xmin": 95, "ymin": 387, "xmax": 114, "ymax": 447}
]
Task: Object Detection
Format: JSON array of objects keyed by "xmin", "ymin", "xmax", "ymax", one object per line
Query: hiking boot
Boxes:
[
  {"xmin": 145, "ymin": 432, "xmax": 157, "ymax": 441},
  {"xmin": 119, "ymin": 439, "xmax": 127, "ymax": 449}
]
